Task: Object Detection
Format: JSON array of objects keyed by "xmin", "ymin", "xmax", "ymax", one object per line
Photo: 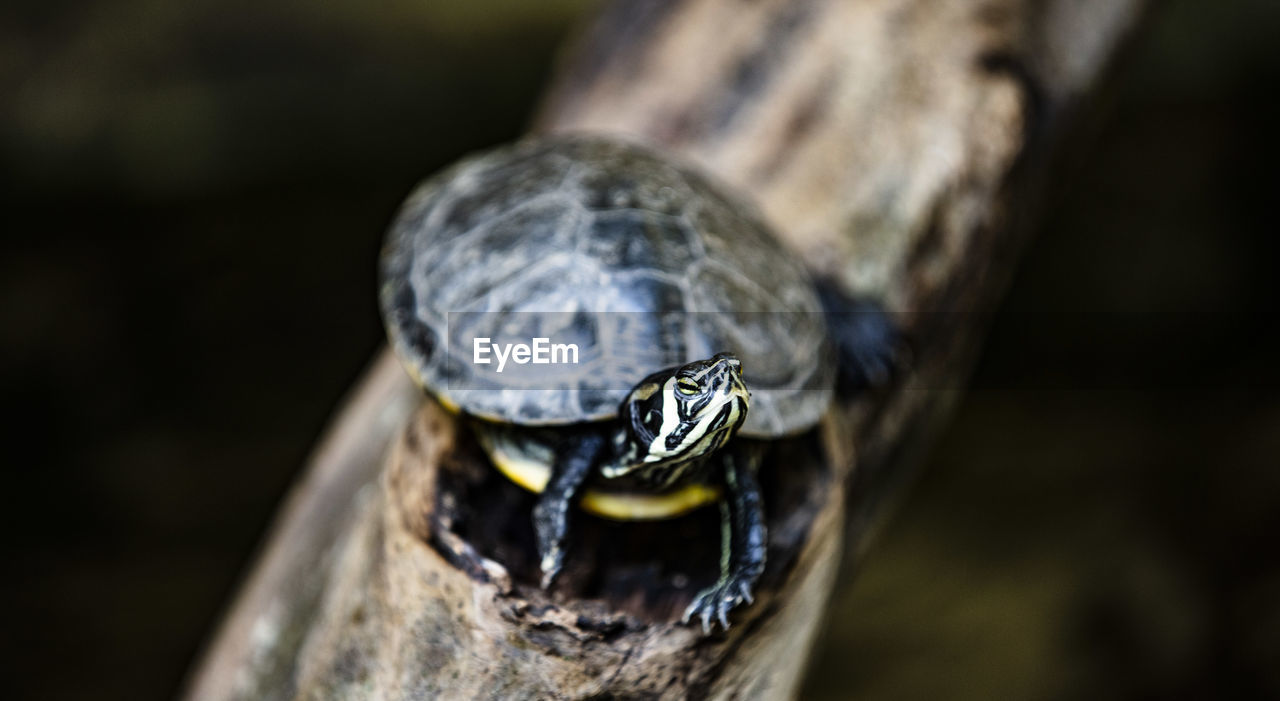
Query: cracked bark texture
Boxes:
[{"xmin": 183, "ymin": 0, "xmax": 1149, "ymax": 699}]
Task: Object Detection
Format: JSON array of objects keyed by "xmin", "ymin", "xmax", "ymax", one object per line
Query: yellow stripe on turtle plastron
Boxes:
[
  {"xmin": 490, "ymin": 450, "xmax": 722, "ymax": 521},
  {"xmin": 433, "ymin": 391, "xmax": 461, "ymax": 415},
  {"xmin": 398, "ymin": 359, "xmax": 462, "ymax": 415},
  {"xmin": 580, "ymin": 483, "xmax": 721, "ymax": 521},
  {"xmin": 490, "ymin": 448, "xmax": 553, "ymax": 493}
]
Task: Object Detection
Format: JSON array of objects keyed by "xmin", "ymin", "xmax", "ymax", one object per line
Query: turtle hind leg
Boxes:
[
  {"xmin": 532, "ymin": 431, "xmax": 607, "ymax": 589},
  {"xmin": 815, "ymin": 278, "xmax": 907, "ymax": 397},
  {"xmin": 683, "ymin": 446, "xmax": 766, "ymax": 632}
]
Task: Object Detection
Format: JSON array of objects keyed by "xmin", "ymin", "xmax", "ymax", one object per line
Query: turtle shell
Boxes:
[{"xmin": 380, "ymin": 136, "xmax": 833, "ymax": 438}]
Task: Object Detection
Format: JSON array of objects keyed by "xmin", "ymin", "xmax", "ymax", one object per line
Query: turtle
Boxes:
[{"xmin": 379, "ymin": 136, "xmax": 897, "ymax": 631}]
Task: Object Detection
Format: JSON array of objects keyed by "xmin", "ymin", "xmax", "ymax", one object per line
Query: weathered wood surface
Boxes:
[{"xmin": 183, "ymin": 1, "xmax": 1148, "ymax": 699}]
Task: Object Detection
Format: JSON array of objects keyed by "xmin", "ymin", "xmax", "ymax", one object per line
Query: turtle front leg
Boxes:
[
  {"xmin": 533, "ymin": 432, "xmax": 606, "ymax": 589},
  {"xmin": 683, "ymin": 445, "xmax": 766, "ymax": 632}
]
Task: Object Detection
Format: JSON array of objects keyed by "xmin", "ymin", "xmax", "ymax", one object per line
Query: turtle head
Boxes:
[{"xmin": 607, "ymin": 352, "xmax": 750, "ymax": 484}]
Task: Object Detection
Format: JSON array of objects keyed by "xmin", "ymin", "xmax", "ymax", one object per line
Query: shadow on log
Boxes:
[{"xmin": 183, "ymin": 0, "xmax": 1152, "ymax": 698}]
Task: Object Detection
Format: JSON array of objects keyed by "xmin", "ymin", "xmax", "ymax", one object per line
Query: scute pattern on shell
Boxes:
[{"xmin": 380, "ymin": 137, "xmax": 833, "ymax": 438}]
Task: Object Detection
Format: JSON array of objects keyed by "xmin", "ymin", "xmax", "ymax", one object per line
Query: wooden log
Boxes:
[{"xmin": 182, "ymin": 1, "xmax": 1149, "ymax": 699}]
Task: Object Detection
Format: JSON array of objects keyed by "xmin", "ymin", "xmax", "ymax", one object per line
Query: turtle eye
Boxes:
[{"xmin": 676, "ymin": 377, "xmax": 700, "ymax": 395}]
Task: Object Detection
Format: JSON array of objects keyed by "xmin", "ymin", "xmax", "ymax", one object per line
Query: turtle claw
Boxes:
[
  {"xmin": 682, "ymin": 574, "xmax": 755, "ymax": 633},
  {"xmin": 539, "ymin": 551, "xmax": 563, "ymax": 590}
]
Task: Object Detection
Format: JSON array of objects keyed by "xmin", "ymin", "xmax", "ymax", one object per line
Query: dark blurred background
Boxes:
[{"xmin": 2, "ymin": 1, "xmax": 1277, "ymax": 699}]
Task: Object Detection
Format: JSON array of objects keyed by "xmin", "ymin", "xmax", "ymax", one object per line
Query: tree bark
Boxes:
[{"xmin": 183, "ymin": 1, "xmax": 1149, "ymax": 699}]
